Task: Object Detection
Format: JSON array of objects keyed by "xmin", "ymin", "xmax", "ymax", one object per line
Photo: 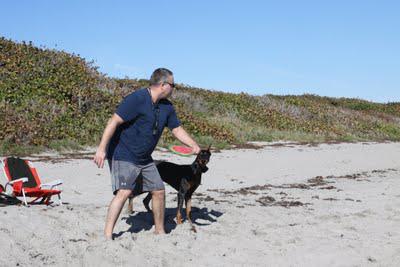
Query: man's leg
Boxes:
[
  {"xmin": 141, "ymin": 162, "xmax": 166, "ymax": 234},
  {"xmin": 151, "ymin": 189, "xmax": 165, "ymax": 234},
  {"xmin": 104, "ymin": 189, "xmax": 132, "ymax": 239}
]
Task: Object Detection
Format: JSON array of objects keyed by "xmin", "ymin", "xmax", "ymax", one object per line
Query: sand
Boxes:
[{"xmin": 1, "ymin": 142, "xmax": 399, "ymax": 266}]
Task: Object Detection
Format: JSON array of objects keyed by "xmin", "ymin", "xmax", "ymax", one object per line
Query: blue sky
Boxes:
[{"xmin": 1, "ymin": 0, "xmax": 399, "ymax": 103}]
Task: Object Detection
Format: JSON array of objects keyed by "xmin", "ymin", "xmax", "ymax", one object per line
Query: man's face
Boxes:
[{"xmin": 161, "ymin": 76, "xmax": 175, "ymax": 98}]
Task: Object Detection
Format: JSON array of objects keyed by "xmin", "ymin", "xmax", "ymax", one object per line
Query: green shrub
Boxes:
[{"xmin": 1, "ymin": 36, "xmax": 400, "ymax": 155}]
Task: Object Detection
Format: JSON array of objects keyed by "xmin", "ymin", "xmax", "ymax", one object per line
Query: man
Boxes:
[{"xmin": 94, "ymin": 68, "xmax": 200, "ymax": 239}]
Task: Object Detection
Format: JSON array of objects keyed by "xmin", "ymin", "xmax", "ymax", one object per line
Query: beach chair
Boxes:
[{"xmin": 0, "ymin": 157, "xmax": 63, "ymax": 206}]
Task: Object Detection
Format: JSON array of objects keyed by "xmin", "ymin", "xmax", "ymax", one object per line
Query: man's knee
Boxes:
[
  {"xmin": 115, "ymin": 189, "xmax": 132, "ymax": 200},
  {"xmin": 151, "ymin": 189, "xmax": 165, "ymax": 200}
]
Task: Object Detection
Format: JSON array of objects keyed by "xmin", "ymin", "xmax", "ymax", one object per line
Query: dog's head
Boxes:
[{"xmin": 195, "ymin": 145, "xmax": 212, "ymax": 173}]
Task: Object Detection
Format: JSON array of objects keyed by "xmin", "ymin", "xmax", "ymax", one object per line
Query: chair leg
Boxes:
[
  {"xmin": 45, "ymin": 196, "xmax": 51, "ymax": 205},
  {"xmin": 57, "ymin": 194, "xmax": 62, "ymax": 205},
  {"xmin": 21, "ymin": 189, "xmax": 28, "ymax": 206},
  {"xmin": 29, "ymin": 196, "xmax": 42, "ymax": 204}
]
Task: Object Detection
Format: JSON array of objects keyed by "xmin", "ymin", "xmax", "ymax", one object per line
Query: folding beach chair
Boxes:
[{"xmin": 0, "ymin": 157, "xmax": 63, "ymax": 206}]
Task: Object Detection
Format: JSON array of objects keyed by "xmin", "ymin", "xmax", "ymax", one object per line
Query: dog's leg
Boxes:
[
  {"xmin": 185, "ymin": 196, "xmax": 197, "ymax": 233},
  {"xmin": 127, "ymin": 197, "xmax": 134, "ymax": 214},
  {"xmin": 185, "ymin": 196, "xmax": 193, "ymax": 224},
  {"xmin": 143, "ymin": 192, "xmax": 152, "ymax": 212},
  {"xmin": 177, "ymin": 191, "xmax": 184, "ymax": 224},
  {"xmin": 177, "ymin": 179, "xmax": 190, "ymax": 225}
]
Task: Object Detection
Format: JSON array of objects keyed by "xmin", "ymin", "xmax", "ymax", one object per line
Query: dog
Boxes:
[{"xmin": 127, "ymin": 145, "xmax": 211, "ymax": 232}]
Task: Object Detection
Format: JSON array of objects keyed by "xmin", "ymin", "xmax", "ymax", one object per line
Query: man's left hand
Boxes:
[{"xmin": 191, "ymin": 144, "xmax": 201, "ymax": 154}]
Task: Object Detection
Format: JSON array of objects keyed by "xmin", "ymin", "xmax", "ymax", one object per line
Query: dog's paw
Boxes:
[
  {"xmin": 126, "ymin": 209, "xmax": 134, "ymax": 214},
  {"xmin": 176, "ymin": 215, "xmax": 183, "ymax": 224}
]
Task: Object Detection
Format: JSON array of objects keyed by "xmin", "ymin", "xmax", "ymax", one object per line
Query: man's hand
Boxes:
[
  {"xmin": 94, "ymin": 149, "xmax": 107, "ymax": 168},
  {"xmin": 190, "ymin": 143, "xmax": 201, "ymax": 154},
  {"xmin": 93, "ymin": 114, "xmax": 124, "ymax": 168},
  {"xmin": 172, "ymin": 126, "xmax": 201, "ymax": 154}
]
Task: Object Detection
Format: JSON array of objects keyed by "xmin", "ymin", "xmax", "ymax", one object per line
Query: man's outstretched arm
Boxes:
[{"xmin": 171, "ymin": 126, "xmax": 201, "ymax": 154}]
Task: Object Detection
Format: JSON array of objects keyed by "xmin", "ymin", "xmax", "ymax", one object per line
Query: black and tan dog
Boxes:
[{"xmin": 127, "ymin": 145, "xmax": 211, "ymax": 232}]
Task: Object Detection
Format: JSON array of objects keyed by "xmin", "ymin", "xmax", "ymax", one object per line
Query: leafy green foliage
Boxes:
[
  {"xmin": 1, "ymin": 37, "xmax": 119, "ymax": 148},
  {"xmin": 1, "ymin": 37, "xmax": 400, "ymax": 155}
]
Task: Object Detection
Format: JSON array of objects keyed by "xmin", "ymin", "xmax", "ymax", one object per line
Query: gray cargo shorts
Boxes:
[{"xmin": 108, "ymin": 159, "xmax": 164, "ymax": 195}]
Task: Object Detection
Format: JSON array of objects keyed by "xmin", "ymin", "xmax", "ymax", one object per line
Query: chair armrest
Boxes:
[
  {"xmin": 41, "ymin": 179, "xmax": 63, "ymax": 189},
  {"xmin": 6, "ymin": 177, "xmax": 28, "ymax": 185},
  {"xmin": 5, "ymin": 177, "xmax": 28, "ymax": 192}
]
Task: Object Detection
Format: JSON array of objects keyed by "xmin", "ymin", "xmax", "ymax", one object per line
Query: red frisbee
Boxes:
[{"xmin": 168, "ymin": 145, "xmax": 194, "ymax": 156}]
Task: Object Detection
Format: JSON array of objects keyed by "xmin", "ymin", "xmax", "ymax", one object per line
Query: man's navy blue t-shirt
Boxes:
[{"xmin": 107, "ymin": 88, "xmax": 181, "ymax": 165}]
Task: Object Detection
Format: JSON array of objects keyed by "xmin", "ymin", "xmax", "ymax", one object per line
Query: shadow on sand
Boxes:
[{"xmin": 115, "ymin": 206, "xmax": 223, "ymax": 237}]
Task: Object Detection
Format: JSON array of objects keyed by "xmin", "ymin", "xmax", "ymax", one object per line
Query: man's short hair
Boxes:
[{"xmin": 149, "ymin": 68, "xmax": 173, "ymax": 86}]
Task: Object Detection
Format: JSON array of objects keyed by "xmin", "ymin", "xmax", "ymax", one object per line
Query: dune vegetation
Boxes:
[{"xmin": 1, "ymin": 37, "xmax": 400, "ymax": 155}]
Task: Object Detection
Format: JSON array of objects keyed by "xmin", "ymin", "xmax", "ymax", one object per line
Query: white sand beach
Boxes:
[{"xmin": 1, "ymin": 142, "xmax": 400, "ymax": 266}]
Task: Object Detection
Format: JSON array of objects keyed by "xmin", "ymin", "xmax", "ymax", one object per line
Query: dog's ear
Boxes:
[{"xmin": 207, "ymin": 144, "xmax": 212, "ymax": 152}]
